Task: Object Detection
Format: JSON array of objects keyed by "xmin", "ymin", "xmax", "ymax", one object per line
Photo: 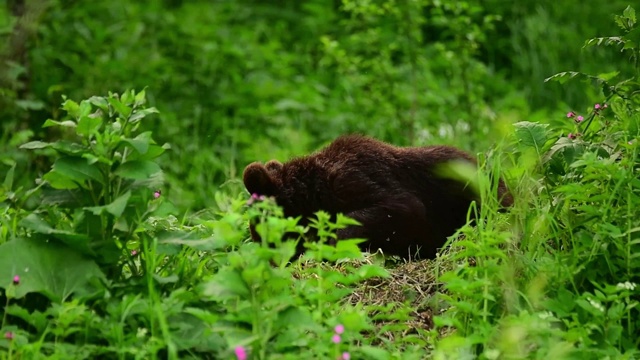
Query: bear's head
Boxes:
[{"xmin": 243, "ymin": 160, "xmax": 284, "ymax": 198}]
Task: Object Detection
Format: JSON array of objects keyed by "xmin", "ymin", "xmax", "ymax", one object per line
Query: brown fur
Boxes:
[{"xmin": 243, "ymin": 134, "xmax": 513, "ymax": 260}]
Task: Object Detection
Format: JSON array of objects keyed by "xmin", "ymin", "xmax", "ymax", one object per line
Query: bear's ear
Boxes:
[
  {"xmin": 243, "ymin": 162, "xmax": 278, "ymax": 196},
  {"xmin": 265, "ymin": 160, "xmax": 283, "ymax": 173}
]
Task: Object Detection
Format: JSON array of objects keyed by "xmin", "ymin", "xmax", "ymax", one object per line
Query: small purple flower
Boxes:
[
  {"xmin": 334, "ymin": 324, "xmax": 345, "ymax": 335},
  {"xmin": 4, "ymin": 332, "xmax": 14, "ymax": 340},
  {"xmin": 575, "ymin": 115, "xmax": 584, "ymax": 123},
  {"xmin": 234, "ymin": 346, "xmax": 247, "ymax": 360},
  {"xmin": 342, "ymin": 352, "xmax": 351, "ymax": 360},
  {"xmin": 568, "ymin": 133, "xmax": 576, "ymax": 140},
  {"xmin": 332, "ymin": 334, "xmax": 341, "ymax": 344},
  {"xmin": 131, "ymin": 250, "xmax": 138, "ymax": 256},
  {"xmin": 153, "ymin": 190, "xmax": 161, "ymax": 199},
  {"xmin": 12, "ymin": 275, "xmax": 20, "ymax": 285},
  {"xmin": 594, "ymin": 103, "xmax": 601, "ymax": 110},
  {"xmin": 246, "ymin": 193, "xmax": 266, "ymax": 205},
  {"xmin": 566, "ymin": 111, "xmax": 575, "ymax": 118}
]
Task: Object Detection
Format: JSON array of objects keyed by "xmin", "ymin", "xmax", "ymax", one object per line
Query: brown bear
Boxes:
[{"xmin": 243, "ymin": 134, "xmax": 513, "ymax": 260}]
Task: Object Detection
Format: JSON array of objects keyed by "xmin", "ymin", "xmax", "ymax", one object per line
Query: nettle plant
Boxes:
[
  {"xmin": 203, "ymin": 195, "xmax": 405, "ymax": 360},
  {"xmin": 5, "ymin": 90, "xmax": 167, "ymax": 283}
]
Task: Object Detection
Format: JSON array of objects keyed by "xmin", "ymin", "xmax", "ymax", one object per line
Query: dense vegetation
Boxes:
[{"xmin": 1, "ymin": 1, "xmax": 639, "ymax": 359}]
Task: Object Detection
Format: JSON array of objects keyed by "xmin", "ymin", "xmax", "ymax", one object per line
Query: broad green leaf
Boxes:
[
  {"xmin": 159, "ymin": 235, "xmax": 228, "ymax": 251},
  {"xmin": 3, "ymin": 163, "xmax": 15, "ymax": 190},
  {"xmin": 120, "ymin": 131, "xmax": 153, "ymax": 154},
  {"xmin": 128, "ymin": 107, "xmax": 159, "ymax": 123},
  {"xmin": 85, "ymin": 191, "xmax": 131, "ymax": 217},
  {"xmin": 130, "ymin": 144, "xmax": 167, "ymax": 161},
  {"xmin": 19, "ymin": 141, "xmax": 51, "ymax": 149},
  {"xmin": 15, "ymin": 99, "xmax": 45, "ymax": 110},
  {"xmin": 78, "ymin": 100, "xmax": 92, "ymax": 118},
  {"xmin": 0, "ymin": 238, "xmax": 105, "ymax": 302},
  {"xmin": 62, "ymin": 99, "xmax": 80, "ymax": 118},
  {"xmin": 76, "ymin": 115, "xmax": 103, "ymax": 137},
  {"xmin": 134, "ymin": 89, "xmax": 147, "ymax": 105},
  {"xmin": 356, "ymin": 264, "xmax": 390, "ymax": 279},
  {"xmin": 19, "ymin": 214, "xmax": 92, "ymax": 254},
  {"xmin": 43, "ymin": 119, "xmax": 76, "ymax": 128},
  {"xmin": 51, "ymin": 141, "xmax": 87, "ymax": 156},
  {"xmin": 623, "ymin": 5, "xmax": 636, "ymax": 25},
  {"xmin": 514, "ymin": 121, "xmax": 549, "ymax": 153},
  {"xmin": 120, "ymin": 90, "xmax": 134, "ymax": 105},
  {"xmin": 115, "ymin": 160, "xmax": 161, "ymax": 180},
  {"xmin": 152, "ymin": 274, "xmax": 179, "ymax": 284},
  {"xmin": 43, "ymin": 171, "xmax": 80, "ymax": 189},
  {"xmin": 88, "ymin": 96, "xmax": 109, "ymax": 111},
  {"xmin": 358, "ymin": 346, "xmax": 390, "ymax": 360},
  {"xmin": 201, "ymin": 268, "xmax": 250, "ymax": 300},
  {"xmin": 52, "ymin": 156, "xmax": 104, "ymax": 184},
  {"xmin": 543, "ymin": 137, "xmax": 584, "ymax": 165},
  {"xmin": 108, "ymin": 97, "xmax": 132, "ymax": 118}
]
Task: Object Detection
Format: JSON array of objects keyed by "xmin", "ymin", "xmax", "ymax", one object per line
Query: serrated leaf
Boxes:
[
  {"xmin": 19, "ymin": 141, "xmax": 51, "ymax": 150},
  {"xmin": 543, "ymin": 137, "xmax": 583, "ymax": 165},
  {"xmin": 85, "ymin": 191, "xmax": 131, "ymax": 217},
  {"xmin": 0, "ymin": 238, "xmax": 105, "ymax": 302},
  {"xmin": 115, "ymin": 160, "xmax": 161, "ymax": 180},
  {"xmin": 52, "ymin": 156, "xmax": 104, "ymax": 184},
  {"xmin": 514, "ymin": 121, "xmax": 550, "ymax": 152}
]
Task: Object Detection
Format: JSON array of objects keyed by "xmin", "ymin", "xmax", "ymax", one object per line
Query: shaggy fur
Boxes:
[{"xmin": 243, "ymin": 134, "xmax": 513, "ymax": 260}]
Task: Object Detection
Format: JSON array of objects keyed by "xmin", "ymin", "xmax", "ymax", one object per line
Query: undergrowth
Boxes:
[{"xmin": 0, "ymin": 5, "xmax": 639, "ymax": 360}]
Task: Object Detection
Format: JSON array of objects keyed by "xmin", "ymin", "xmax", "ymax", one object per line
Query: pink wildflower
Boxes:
[
  {"xmin": 342, "ymin": 352, "xmax": 351, "ymax": 360},
  {"xmin": 153, "ymin": 190, "xmax": 161, "ymax": 199},
  {"xmin": 4, "ymin": 332, "xmax": 14, "ymax": 340},
  {"xmin": 334, "ymin": 324, "xmax": 345, "ymax": 334},
  {"xmin": 568, "ymin": 133, "xmax": 576, "ymax": 140},
  {"xmin": 12, "ymin": 275, "xmax": 20, "ymax": 285},
  {"xmin": 332, "ymin": 334, "xmax": 341, "ymax": 344},
  {"xmin": 566, "ymin": 111, "xmax": 575, "ymax": 118},
  {"xmin": 576, "ymin": 115, "xmax": 584, "ymax": 123},
  {"xmin": 594, "ymin": 103, "xmax": 601, "ymax": 110},
  {"xmin": 131, "ymin": 250, "xmax": 138, "ymax": 256},
  {"xmin": 234, "ymin": 346, "xmax": 247, "ymax": 360},
  {"xmin": 246, "ymin": 193, "xmax": 266, "ymax": 205}
]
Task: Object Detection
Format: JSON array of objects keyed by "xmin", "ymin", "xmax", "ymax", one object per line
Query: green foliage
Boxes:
[
  {"xmin": 17, "ymin": 90, "xmax": 167, "ymax": 276},
  {"xmin": 432, "ymin": 7, "xmax": 640, "ymax": 358},
  {"xmin": 1, "ymin": 1, "xmax": 640, "ymax": 359}
]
